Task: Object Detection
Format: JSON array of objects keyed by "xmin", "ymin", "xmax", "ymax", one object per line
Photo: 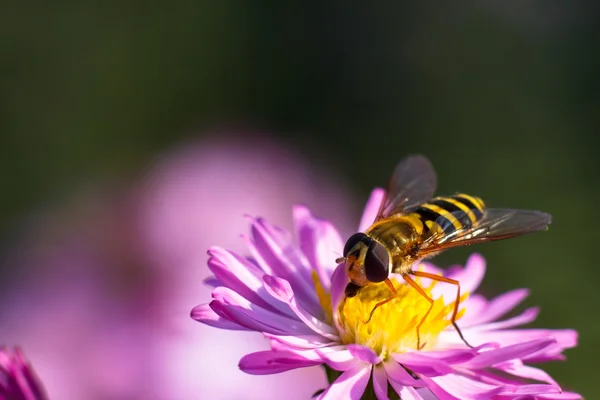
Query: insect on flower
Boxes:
[{"xmin": 337, "ymin": 155, "xmax": 552, "ymax": 349}]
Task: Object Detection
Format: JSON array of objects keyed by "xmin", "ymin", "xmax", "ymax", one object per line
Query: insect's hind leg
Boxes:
[
  {"xmin": 411, "ymin": 270, "xmax": 473, "ymax": 348},
  {"xmin": 402, "ymin": 274, "xmax": 434, "ymax": 350}
]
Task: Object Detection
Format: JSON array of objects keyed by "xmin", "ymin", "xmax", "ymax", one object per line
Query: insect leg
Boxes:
[
  {"xmin": 402, "ymin": 274, "xmax": 434, "ymax": 350},
  {"xmin": 364, "ymin": 279, "xmax": 397, "ymax": 324},
  {"xmin": 411, "ymin": 270, "xmax": 473, "ymax": 348}
]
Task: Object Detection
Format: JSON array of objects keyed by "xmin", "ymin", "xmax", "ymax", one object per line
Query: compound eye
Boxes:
[
  {"xmin": 343, "ymin": 232, "xmax": 368, "ymax": 257},
  {"xmin": 364, "ymin": 242, "xmax": 390, "ymax": 283}
]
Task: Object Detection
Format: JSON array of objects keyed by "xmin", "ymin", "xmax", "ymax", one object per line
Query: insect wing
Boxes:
[
  {"xmin": 375, "ymin": 155, "xmax": 437, "ymax": 221},
  {"xmin": 419, "ymin": 208, "xmax": 552, "ymax": 255}
]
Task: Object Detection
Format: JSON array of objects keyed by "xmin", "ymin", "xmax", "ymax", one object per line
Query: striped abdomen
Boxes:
[{"xmin": 412, "ymin": 194, "xmax": 485, "ymax": 236}]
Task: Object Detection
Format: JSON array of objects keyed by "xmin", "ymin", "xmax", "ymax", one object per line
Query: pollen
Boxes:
[
  {"xmin": 335, "ymin": 273, "xmax": 467, "ymax": 358},
  {"xmin": 313, "ymin": 272, "xmax": 333, "ymax": 325}
]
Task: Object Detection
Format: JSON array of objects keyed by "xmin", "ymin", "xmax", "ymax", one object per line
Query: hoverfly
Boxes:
[{"xmin": 336, "ymin": 155, "xmax": 551, "ymax": 349}]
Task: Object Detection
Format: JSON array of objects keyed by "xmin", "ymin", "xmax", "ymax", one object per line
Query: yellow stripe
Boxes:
[
  {"xmin": 455, "ymin": 193, "xmax": 485, "ymax": 211},
  {"xmin": 420, "ymin": 203, "xmax": 462, "ymax": 230},
  {"xmin": 437, "ymin": 196, "xmax": 477, "ymax": 224},
  {"xmin": 403, "ymin": 215, "xmax": 424, "ymax": 235},
  {"xmin": 424, "ymin": 220, "xmax": 443, "ymax": 233}
]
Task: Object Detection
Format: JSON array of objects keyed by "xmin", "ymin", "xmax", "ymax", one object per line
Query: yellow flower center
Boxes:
[{"xmin": 315, "ymin": 270, "xmax": 468, "ymax": 360}]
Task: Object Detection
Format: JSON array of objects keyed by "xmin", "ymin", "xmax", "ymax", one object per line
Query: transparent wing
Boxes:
[
  {"xmin": 375, "ymin": 155, "xmax": 437, "ymax": 221},
  {"xmin": 418, "ymin": 208, "xmax": 552, "ymax": 256}
]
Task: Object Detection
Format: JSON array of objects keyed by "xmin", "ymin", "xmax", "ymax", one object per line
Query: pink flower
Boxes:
[
  {"xmin": 193, "ymin": 188, "xmax": 581, "ymax": 400},
  {"xmin": 0, "ymin": 136, "xmax": 354, "ymax": 399},
  {"xmin": 0, "ymin": 347, "xmax": 48, "ymax": 400}
]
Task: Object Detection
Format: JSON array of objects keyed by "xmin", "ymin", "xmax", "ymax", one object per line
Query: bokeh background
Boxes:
[{"xmin": 1, "ymin": 3, "xmax": 596, "ymax": 399}]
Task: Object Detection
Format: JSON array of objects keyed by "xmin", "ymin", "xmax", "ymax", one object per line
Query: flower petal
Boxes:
[
  {"xmin": 246, "ymin": 217, "xmax": 322, "ymax": 315},
  {"xmin": 445, "ymin": 253, "xmax": 486, "ymax": 294},
  {"xmin": 495, "ymin": 359, "xmax": 559, "ymax": 388},
  {"xmin": 462, "ymin": 338, "xmax": 556, "ymax": 369},
  {"xmin": 521, "ymin": 329, "xmax": 578, "ymax": 362},
  {"xmin": 465, "ymin": 288, "xmax": 531, "ymax": 327},
  {"xmin": 347, "ymin": 345, "xmax": 382, "ymax": 365},
  {"xmin": 425, "ymin": 374, "xmax": 506, "ymax": 399},
  {"xmin": 447, "ymin": 329, "xmax": 576, "ymax": 358},
  {"xmin": 392, "ymin": 346, "xmax": 484, "ymax": 376},
  {"xmin": 390, "ymin": 383, "xmax": 425, "ymax": 400},
  {"xmin": 316, "ymin": 347, "xmax": 359, "ymax": 371},
  {"xmin": 358, "ymin": 189, "xmax": 385, "ymax": 232},
  {"xmin": 530, "ymin": 392, "xmax": 583, "ymax": 399},
  {"xmin": 263, "ymin": 275, "xmax": 339, "ymax": 340},
  {"xmin": 383, "ymin": 360, "xmax": 424, "ymax": 387},
  {"xmin": 210, "ymin": 287, "xmax": 314, "ymax": 335},
  {"xmin": 316, "ymin": 364, "xmax": 371, "ymax": 400},
  {"xmin": 203, "ymin": 276, "xmax": 222, "ymax": 288},
  {"xmin": 469, "ymin": 307, "xmax": 539, "ymax": 332},
  {"xmin": 329, "ymin": 262, "xmax": 349, "ymax": 330},
  {"xmin": 239, "ymin": 349, "xmax": 322, "ymax": 375},
  {"xmin": 265, "ymin": 333, "xmax": 335, "ymax": 349},
  {"xmin": 454, "ymin": 294, "xmax": 487, "ymax": 327},
  {"xmin": 372, "ymin": 365, "xmax": 388, "ymax": 400},
  {"xmin": 207, "ymin": 247, "xmax": 294, "ymax": 317},
  {"xmin": 293, "ymin": 205, "xmax": 344, "ymax": 290},
  {"xmin": 499, "ymin": 383, "xmax": 560, "ymax": 396},
  {"xmin": 190, "ymin": 303, "xmax": 249, "ymax": 330}
]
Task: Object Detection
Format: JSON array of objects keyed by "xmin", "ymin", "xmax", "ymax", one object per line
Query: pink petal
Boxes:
[
  {"xmin": 454, "ymin": 294, "xmax": 487, "ymax": 327},
  {"xmin": 499, "ymin": 383, "xmax": 560, "ymax": 395},
  {"xmin": 265, "ymin": 333, "xmax": 334, "ymax": 349},
  {"xmin": 210, "ymin": 287, "xmax": 313, "ymax": 335},
  {"xmin": 444, "ymin": 253, "xmax": 486, "ymax": 294},
  {"xmin": 521, "ymin": 329, "xmax": 578, "ymax": 363},
  {"xmin": 532, "ymin": 392, "xmax": 583, "ymax": 399},
  {"xmin": 207, "ymin": 247, "xmax": 295, "ymax": 317},
  {"xmin": 203, "ymin": 276, "xmax": 222, "ymax": 288},
  {"xmin": 469, "ymin": 307, "xmax": 539, "ymax": 332},
  {"xmin": 347, "ymin": 345, "xmax": 382, "ymax": 365},
  {"xmin": 358, "ymin": 189, "xmax": 385, "ymax": 232},
  {"xmin": 372, "ymin": 365, "xmax": 388, "ymax": 400},
  {"xmin": 462, "ymin": 338, "xmax": 556, "ymax": 369},
  {"xmin": 458, "ymin": 329, "xmax": 576, "ymax": 356},
  {"xmin": 388, "ymin": 380, "xmax": 426, "ymax": 400},
  {"xmin": 416, "ymin": 388, "xmax": 440, "ymax": 400},
  {"xmin": 316, "ymin": 364, "xmax": 371, "ymax": 400},
  {"xmin": 391, "ymin": 355, "xmax": 451, "ymax": 376},
  {"xmin": 465, "ymin": 288, "xmax": 531, "ymax": 327},
  {"xmin": 190, "ymin": 303, "xmax": 250, "ymax": 330},
  {"xmin": 238, "ymin": 350, "xmax": 323, "ymax": 375},
  {"xmin": 392, "ymin": 346, "xmax": 483, "ymax": 376},
  {"xmin": 329, "ymin": 262, "xmax": 349, "ymax": 331},
  {"xmin": 263, "ymin": 275, "xmax": 339, "ymax": 340},
  {"xmin": 495, "ymin": 359, "xmax": 559, "ymax": 387},
  {"xmin": 425, "ymin": 374, "xmax": 506, "ymax": 399},
  {"xmin": 316, "ymin": 347, "xmax": 359, "ymax": 371},
  {"xmin": 383, "ymin": 360, "xmax": 424, "ymax": 387},
  {"xmin": 293, "ymin": 205, "xmax": 344, "ymax": 290},
  {"xmin": 246, "ymin": 217, "xmax": 322, "ymax": 315},
  {"xmin": 416, "ymin": 256, "xmax": 485, "ymax": 309}
]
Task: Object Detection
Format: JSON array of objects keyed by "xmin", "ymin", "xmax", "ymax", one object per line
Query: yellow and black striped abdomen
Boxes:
[{"xmin": 412, "ymin": 194, "xmax": 485, "ymax": 236}]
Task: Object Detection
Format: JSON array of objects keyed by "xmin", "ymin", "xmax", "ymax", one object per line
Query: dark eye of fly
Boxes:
[
  {"xmin": 343, "ymin": 232, "xmax": 368, "ymax": 257},
  {"xmin": 364, "ymin": 241, "xmax": 390, "ymax": 283}
]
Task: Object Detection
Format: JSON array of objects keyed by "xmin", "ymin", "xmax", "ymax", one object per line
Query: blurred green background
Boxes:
[{"xmin": 1, "ymin": 2, "xmax": 595, "ymax": 398}]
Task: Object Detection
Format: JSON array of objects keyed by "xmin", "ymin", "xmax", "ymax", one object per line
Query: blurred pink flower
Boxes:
[
  {"xmin": 0, "ymin": 347, "xmax": 48, "ymax": 400},
  {"xmin": 0, "ymin": 135, "xmax": 357, "ymax": 399}
]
